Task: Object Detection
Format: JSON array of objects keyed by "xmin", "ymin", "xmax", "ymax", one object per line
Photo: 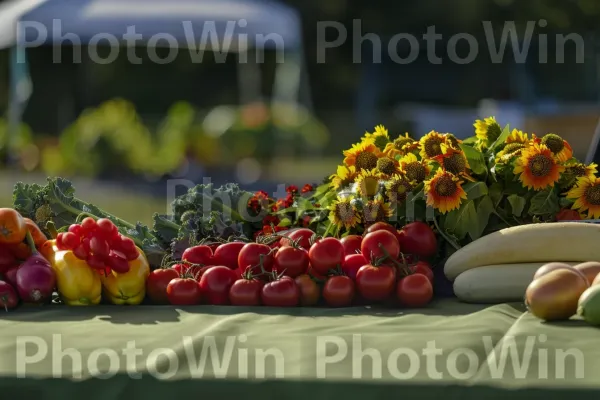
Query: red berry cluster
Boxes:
[{"xmin": 55, "ymin": 217, "xmax": 139, "ymax": 274}]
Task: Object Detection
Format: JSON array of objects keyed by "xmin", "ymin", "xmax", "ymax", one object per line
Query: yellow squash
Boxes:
[
  {"xmin": 42, "ymin": 239, "xmax": 102, "ymax": 306},
  {"xmin": 100, "ymin": 248, "xmax": 150, "ymax": 305}
]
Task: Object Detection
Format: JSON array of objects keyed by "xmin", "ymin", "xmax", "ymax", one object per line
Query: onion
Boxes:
[
  {"xmin": 3, "ymin": 266, "xmax": 18, "ymax": 288},
  {"xmin": 15, "ymin": 232, "xmax": 56, "ymax": 304}
]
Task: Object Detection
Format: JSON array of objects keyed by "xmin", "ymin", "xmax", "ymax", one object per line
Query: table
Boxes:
[{"xmin": 1, "ymin": 299, "xmax": 599, "ymax": 400}]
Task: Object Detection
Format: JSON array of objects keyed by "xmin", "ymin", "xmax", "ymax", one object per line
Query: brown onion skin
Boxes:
[
  {"xmin": 533, "ymin": 263, "xmax": 581, "ymax": 281},
  {"xmin": 526, "ymin": 268, "xmax": 589, "ymax": 321},
  {"xmin": 574, "ymin": 262, "xmax": 600, "ymax": 286}
]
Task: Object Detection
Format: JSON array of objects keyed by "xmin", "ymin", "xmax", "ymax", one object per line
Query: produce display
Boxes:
[{"xmin": 3, "ymin": 116, "xmax": 600, "ymax": 328}]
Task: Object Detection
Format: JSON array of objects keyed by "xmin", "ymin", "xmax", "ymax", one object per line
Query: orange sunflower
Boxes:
[
  {"xmin": 419, "ymin": 131, "xmax": 446, "ymax": 159},
  {"xmin": 424, "ymin": 169, "xmax": 467, "ymax": 214},
  {"xmin": 343, "ymin": 141, "xmax": 382, "ymax": 170},
  {"xmin": 567, "ymin": 176, "xmax": 600, "ymax": 219},
  {"xmin": 513, "ymin": 143, "xmax": 565, "ymax": 191},
  {"xmin": 362, "ymin": 195, "xmax": 393, "ymax": 224},
  {"xmin": 383, "ymin": 133, "xmax": 418, "ymax": 159},
  {"xmin": 329, "ymin": 165, "xmax": 358, "ymax": 190},
  {"xmin": 399, "ymin": 153, "xmax": 432, "ymax": 183},
  {"xmin": 533, "ymin": 133, "xmax": 573, "ymax": 162},
  {"xmin": 431, "ymin": 144, "xmax": 475, "ymax": 182},
  {"xmin": 375, "ymin": 155, "xmax": 400, "ymax": 177},
  {"xmin": 385, "ymin": 174, "xmax": 416, "ymax": 204}
]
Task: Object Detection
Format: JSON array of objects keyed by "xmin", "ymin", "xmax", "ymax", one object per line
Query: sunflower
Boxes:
[
  {"xmin": 383, "ymin": 133, "xmax": 418, "ymax": 159},
  {"xmin": 376, "ymin": 156, "xmax": 400, "ymax": 177},
  {"xmin": 362, "ymin": 195, "xmax": 392, "ymax": 224},
  {"xmin": 432, "ymin": 144, "xmax": 475, "ymax": 181},
  {"xmin": 385, "ymin": 174, "xmax": 416, "ymax": 204},
  {"xmin": 506, "ymin": 129, "xmax": 529, "ymax": 144},
  {"xmin": 419, "ymin": 131, "xmax": 446, "ymax": 159},
  {"xmin": 354, "ymin": 169, "xmax": 383, "ymax": 197},
  {"xmin": 513, "ymin": 143, "xmax": 565, "ymax": 191},
  {"xmin": 567, "ymin": 176, "xmax": 600, "ymax": 219},
  {"xmin": 495, "ymin": 142, "xmax": 527, "ymax": 164},
  {"xmin": 567, "ymin": 162, "xmax": 598, "ymax": 179},
  {"xmin": 343, "ymin": 141, "xmax": 382, "ymax": 171},
  {"xmin": 424, "ymin": 169, "xmax": 467, "ymax": 214},
  {"xmin": 444, "ymin": 133, "xmax": 462, "ymax": 149},
  {"xmin": 533, "ymin": 133, "xmax": 573, "ymax": 162},
  {"xmin": 399, "ymin": 153, "xmax": 431, "ymax": 183},
  {"xmin": 474, "ymin": 117, "xmax": 502, "ymax": 150},
  {"xmin": 329, "ymin": 165, "xmax": 358, "ymax": 190},
  {"xmin": 362, "ymin": 124, "xmax": 390, "ymax": 150},
  {"xmin": 328, "ymin": 196, "xmax": 361, "ymax": 230}
]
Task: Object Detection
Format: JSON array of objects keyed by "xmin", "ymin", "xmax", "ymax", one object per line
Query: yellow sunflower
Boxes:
[
  {"xmin": 376, "ymin": 155, "xmax": 400, "ymax": 177},
  {"xmin": 432, "ymin": 145, "xmax": 475, "ymax": 182},
  {"xmin": 362, "ymin": 195, "xmax": 392, "ymax": 224},
  {"xmin": 329, "ymin": 165, "xmax": 358, "ymax": 190},
  {"xmin": 419, "ymin": 131, "xmax": 446, "ymax": 159},
  {"xmin": 513, "ymin": 143, "xmax": 565, "ymax": 191},
  {"xmin": 399, "ymin": 153, "xmax": 431, "ymax": 183},
  {"xmin": 385, "ymin": 174, "xmax": 416, "ymax": 204},
  {"xmin": 383, "ymin": 133, "xmax": 418, "ymax": 158},
  {"xmin": 424, "ymin": 169, "xmax": 467, "ymax": 214},
  {"xmin": 474, "ymin": 116, "xmax": 502, "ymax": 150},
  {"xmin": 362, "ymin": 124, "xmax": 390, "ymax": 150},
  {"xmin": 343, "ymin": 141, "xmax": 382, "ymax": 170},
  {"xmin": 354, "ymin": 169, "xmax": 383, "ymax": 197},
  {"xmin": 567, "ymin": 176, "xmax": 600, "ymax": 219},
  {"xmin": 444, "ymin": 133, "xmax": 463, "ymax": 149},
  {"xmin": 328, "ymin": 196, "xmax": 361, "ymax": 230},
  {"xmin": 506, "ymin": 129, "xmax": 529, "ymax": 144},
  {"xmin": 566, "ymin": 162, "xmax": 598, "ymax": 179},
  {"xmin": 495, "ymin": 142, "xmax": 528, "ymax": 164},
  {"xmin": 533, "ymin": 133, "xmax": 573, "ymax": 162}
]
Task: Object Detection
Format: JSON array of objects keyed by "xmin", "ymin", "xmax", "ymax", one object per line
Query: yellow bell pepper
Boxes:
[
  {"xmin": 100, "ymin": 248, "xmax": 150, "ymax": 305},
  {"xmin": 42, "ymin": 239, "xmax": 102, "ymax": 306}
]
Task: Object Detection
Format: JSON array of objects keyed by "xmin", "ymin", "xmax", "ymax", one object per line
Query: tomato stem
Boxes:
[{"xmin": 45, "ymin": 221, "xmax": 59, "ymax": 240}]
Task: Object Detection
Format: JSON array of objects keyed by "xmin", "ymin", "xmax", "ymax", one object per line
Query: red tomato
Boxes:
[
  {"xmin": 199, "ymin": 266, "xmax": 238, "ymax": 305},
  {"xmin": 279, "ymin": 228, "xmax": 315, "ymax": 250},
  {"xmin": 396, "ymin": 222, "xmax": 437, "ymax": 258},
  {"xmin": 366, "ymin": 222, "xmax": 397, "ymax": 234},
  {"xmin": 342, "ymin": 254, "xmax": 368, "ymax": 280},
  {"xmin": 0, "ymin": 280, "xmax": 18, "ymax": 311},
  {"xmin": 361, "ymin": 230, "xmax": 400, "ymax": 260},
  {"xmin": 308, "ymin": 265, "xmax": 327, "ymax": 281},
  {"xmin": 188, "ymin": 265, "xmax": 211, "ymax": 281},
  {"xmin": 295, "ymin": 274, "xmax": 320, "ymax": 306},
  {"xmin": 323, "ymin": 276, "xmax": 355, "ymax": 307},
  {"xmin": 213, "ymin": 242, "xmax": 246, "ymax": 269},
  {"xmin": 396, "ymin": 273, "xmax": 433, "ymax": 307},
  {"xmin": 340, "ymin": 235, "xmax": 362, "ymax": 256},
  {"xmin": 171, "ymin": 263, "xmax": 188, "ymax": 275},
  {"xmin": 182, "ymin": 245, "xmax": 214, "ymax": 265},
  {"xmin": 146, "ymin": 268, "xmax": 180, "ymax": 304},
  {"xmin": 273, "ymin": 246, "xmax": 309, "ymax": 278},
  {"xmin": 308, "ymin": 237, "xmax": 344, "ymax": 276},
  {"xmin": 238, "ymin": 243, "xmax": 274, "ymax": 272},
  {"xmin": 410, "ymin": 261, "xmax": 434, "ymax": 284},
  {"xmin": 261, "ymin": 276, "xmax": 300, "ymax": 307},
  {"xmin": 229, "ymin": 278, "xmax": 265, "ymax": 306},
  {"xmin": 166, "ymin": 278, "xmax": 202, "ymax": 305},
  {"xmin": 556, "ymin": 209, "xmax": 581, "ymax": 221},
  {"xmin": 355, "ymin": 264, "xmax": 396, "ymax": 301},
  {"xmin": 207, "ymin": 243, "xmax": 221, "ymax": 253}
]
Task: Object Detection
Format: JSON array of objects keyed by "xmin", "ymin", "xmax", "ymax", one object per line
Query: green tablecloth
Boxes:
[{"xmin": 0, "ymin": 299, "xmax": 599, "ymax": 399}]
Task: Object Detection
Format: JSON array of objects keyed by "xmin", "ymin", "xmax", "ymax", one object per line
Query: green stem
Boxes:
[
  {"xmin": 432, "ymin": 214, "xmax": 461, "ymax": 251},
  {"xmin": 24, "ymin": 230, "xmax": 38, "ymax": 254},
  {"xmin": 46, "ymin": 221, "xmax": 58, "ymax": 239}
]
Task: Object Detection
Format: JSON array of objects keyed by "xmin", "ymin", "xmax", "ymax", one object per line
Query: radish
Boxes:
[
  {"xmin": 15, "ymin": 232, "xmax": 56, "ymax": 304},
  {"xmin": 0, "ymin": 280, "xmax": 18, "ymax": 311}
]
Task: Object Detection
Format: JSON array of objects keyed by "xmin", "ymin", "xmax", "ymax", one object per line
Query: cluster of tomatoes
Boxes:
[
  {"xmin": 145, "ymin": 221, "xmax": 438, "ymax": 308},
  {"xmin": 55, "ymin": 217, "xmax": 139, "ymax": 273}
]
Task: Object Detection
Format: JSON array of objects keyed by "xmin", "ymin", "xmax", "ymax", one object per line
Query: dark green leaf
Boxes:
[
  {"xmin": 472, "ymin": 195, "xmax": 494, "ymax": 240},
  {"xmin": 444, "ymin": 200, "xmax": 478, "ymax": 240},
  {"xmin": 460, "ymin": 144, "xmax": 487, "ymax": 175},
  {"xmin": 487, "ymin": 124, "xmax": 511, "ymax": 154},
  {"xmin": 489, "ymin": 182, "xmax": 503, "ymax": 207},
  {"xmin": 529, "ymin": 189, "xmax": 560, "ymax": 216},
  {"xmin": 507, "ymin": 194, "xmax": 526, "ymax": 216},
  {"xmin": 463, "ymin": 181, "xmax": 488, "ymax": 201}
]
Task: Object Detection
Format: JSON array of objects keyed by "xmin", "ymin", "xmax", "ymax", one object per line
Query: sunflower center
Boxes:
[
  {"xmin": 405, "ymin": 162, "xmax": 427, "ymax": 182},
  {"xmin": 443, "ymin": 153, "xmax": 467, "ymax": 174},
  {"xmin": 394, "ymin": 137, "xmax": 413, "ymax": 150},
  {"xmin": 503, "ymin": 143, "xmax": 526, "ymax": 154},
  {"xmin": 377, "ymin": 157, "xmax": 397, "ymax": 175},
  {"xmin": 585, "ymin": 185, "xmax": 600, "ymax": 206},
  {"xmin": 528, "ymin": 154, "xmax": 553, "ymax": 177},
  {"xmin": 434, "ymin": 175, "xmax": 457, "ymax": 197},
  {"xmin": 446, "ymin": 134, "xmax": 460, "ymax": 148},
  {"xmin": 358, "ymin": 176, "xmax": 380, "ymax": 197},
  {"xmin": 541, "ymin": 134, "xmax": 564, "ymax": 154},
  {"xmin": 572, "ymin": 164, "xmax": 588, "ymax": 177},
  {"xmin": 335, "ymin": 202, "xmax": 356, "ymax": 223},
  {"xmin": 389, "ymin": 178, "xmax": 413, "ymax": 202},
  {"xmin": 364, "ymin": 201, "xmax": 386, "ymax": 223},
  {"xmin": 356, "ymin": 151, "xmax": 378, "ymax": 170},
  {"xmin": 487, "ymin": 123, "xmax": 502, "ymax": 142},
  {"xmin": 424, "ymin": 138, "xmax": 444, "ymax": 157},
  {"xmin": 373, "ymin": 135, "xmax": 389, "ymax": 150}
]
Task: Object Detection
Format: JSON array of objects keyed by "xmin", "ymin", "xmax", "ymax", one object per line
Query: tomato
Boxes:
[
  {"xmin": 342, "ymin": 254, "xmax": 368, "ymax": 280},
  {"xmin": 146, "ymin": 268, "xmax": 180, "ymax": 304},
  {"xmin": 556, "ymin": 209, "xmax": 581, "ymax": 221},
  {"xmin": 96, "ymin": 218, "xmax": 118, "ymax": 240},
  {"xmin": 295, "ymin": 274, "xmax": 320, "ymax": 306},
  {"xmin": 188, "ymin": 265, "xmax": 211, "ymax": 281},
  {"xmin": 171, "ymin": 263, "xmax": 188, "ymax": 275},
  {"xmin": 0, "ymin": 246, "xmax": 17, "ymax": 273},
  {"xmin": 9, "ymin": 242, "xmax": 31, "ymax": 260},
  {"xmin": 0, "ymin": 208, "xmax": 26, "ymax": 245},
  {"xmin": 213, "ymin": 242, "xmax": 246, "ymax": 269},
  {"xmin": 355, "ymin": 264, "xmax": 396, "ymax": 301},
  {"xmin": 229, "ymin": 278, "xmax": 264, "ymax": 306},
  {"xmin": 273, "ymin": 246, "xmax": 309, "ymax": 278},
  {"xmin": 167, "ymin": 278, "xmax": 202, "ymax": 305},
  {"xmin": 323, "ymin": 276, "xmax": 355, "ymax": 307},
  {"xmin": 361, "ymin": 230, "xmax": 400, "ymax": 261},
  {"xmin": 396, "ymin": 273, "xmax": 433, "ymax": 307},
  {"xmin": 340, "ymin": 235, "xmax": 362, "ymax": 256},
  {"xmin": 80, "ymin": 217, "xmax": 97, "ymax": 235},
  {"xmin": 308, "ymin": 265, "xmax": 327, "ymax": 281},
  {"xmin": 207, "ymin": 243, "xmax": 221, "ymax": 253},
  {"xmin": 366, "ymin": 222, "xmax": 397, "ymax": 234},
  {"xmin": 279, "ymin": 228, "xmax": 315, "ymax": 250},
  {"xmin": 396, "ymin": 222, "xmax": 437, "ymax": 258},
  {"xmin": 261, "ymin": 276, "xmax": 300, "ymax": 307},
  {"xmin": 199, "ymin": 266, "xmax": 238, "ymax": 305},
  {"xmin": 308, "ymin": 237, "xmax": 344, "ymax": 276},
  {"xmin": 23, "ymin": 218, "xmax": 47, "ymax": 247},
  {"xmin": 0, "ymin": 280, "xmax": 18, "ymax": 311},
  {"xmin": 410, "ymin": 261, "xmax": 434, "ymax": 284},
  {"xmin": 90, "ymin": 236, "xmax": 110, "ymax": 258},
  {"xmin": 182, "ymin": 245, "xmax": 214, "ymax": 265},
  {"xmin": 238, "ymin": 243, "xmax": 274, "ymax": 272}
]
